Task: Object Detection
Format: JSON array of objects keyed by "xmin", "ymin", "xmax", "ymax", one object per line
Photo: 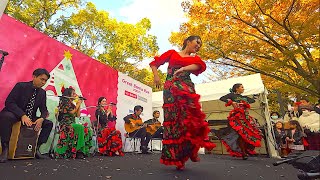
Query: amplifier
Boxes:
[{"xmin": 8, "ymin": 122, "xmax": 39, "ymax": 159}]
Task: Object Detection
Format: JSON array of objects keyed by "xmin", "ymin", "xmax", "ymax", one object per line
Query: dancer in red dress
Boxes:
[
  {"xmin": 150, "ymin": 35, "xmax": 215, "ymax": 170},
  {"xmin": 219, "ymin": 83, "xmax": 262, "ymax": 160}
]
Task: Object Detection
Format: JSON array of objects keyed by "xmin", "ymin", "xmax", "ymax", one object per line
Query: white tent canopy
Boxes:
[
  {"xmin": 153, "ymin": 73, "xmax": 265, "ymax": 108},
  {"xmin": 152, "ymin": 73, "xmax": 278, "ymax": 157}
]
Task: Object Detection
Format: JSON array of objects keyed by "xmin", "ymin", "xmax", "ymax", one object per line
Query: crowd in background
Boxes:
[{"xmin": 271, "ymin": 98, "xmax": 320, "ymax": 157}]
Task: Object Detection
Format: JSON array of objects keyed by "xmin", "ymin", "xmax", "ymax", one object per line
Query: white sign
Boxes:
[{"xmin": 116, "ymin": 72, "xmax": 153, "ymax": 152}]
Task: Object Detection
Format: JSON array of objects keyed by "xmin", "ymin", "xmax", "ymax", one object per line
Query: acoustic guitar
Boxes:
[
  {"xmin": 124, "ymin": 119, "xmax": 161, "ymax": 134},
  {"xmin": 124, "ymin": 119, "xmax": 145, "ymax": 133},
  {"xmin": 146, "ymin": 122, "xmax": 161, "ymax": 135}
]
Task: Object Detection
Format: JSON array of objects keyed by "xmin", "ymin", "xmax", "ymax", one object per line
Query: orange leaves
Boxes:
[{"xmin": 171, "ymin": 0, "xmax": 320, "ymax": 97}]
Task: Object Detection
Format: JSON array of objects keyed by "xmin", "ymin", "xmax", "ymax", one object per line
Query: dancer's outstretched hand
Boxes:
[{"xmin": 154, "ymin": 75, "xmax": 161, "ymax": 89}]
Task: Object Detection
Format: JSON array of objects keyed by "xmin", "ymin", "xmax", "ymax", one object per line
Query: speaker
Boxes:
[
  {"xmin": 8, "ymin": 122, "xmax": 39, "ymax": 159},
  {"xmin": 292, "ymin": 150, "xmax": 320, "ymax": 173}
]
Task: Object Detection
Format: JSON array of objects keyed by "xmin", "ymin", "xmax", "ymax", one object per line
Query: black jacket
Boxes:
[{"xmin": 2, "ymin": 81, "xmax": 48, "ymax": 120}]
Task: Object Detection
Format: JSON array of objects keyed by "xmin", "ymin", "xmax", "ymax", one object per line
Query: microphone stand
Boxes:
[
  {"xmin": 80, "ymin": 105, "xmax": 102, "ymax": 157},
  {"xmin": 0, "ymin": 54, "xmax": 5, "ymax": 71},
  {"xmin": 47, "ymin": 94, "xmax": 87, "ymax": 100},
  {"xmin": 49, "ymin": 107, "xmax": 60, "ymax": 158},
  {"xmin": 88, "ymin": 104, "xmax": 111, "ymax": 156}
]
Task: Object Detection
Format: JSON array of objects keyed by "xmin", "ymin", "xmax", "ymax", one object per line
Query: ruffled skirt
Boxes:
[
  {"xmin": 160, "ymin": 73, "xmax": 215, "ymax": 167},
  {"xmin": 219, "ymin": 104, "xmax": 262, "ymax": 157},
  {"xmin": 97, "ymin": 127, "xmax": 124, "ymax": 156}
]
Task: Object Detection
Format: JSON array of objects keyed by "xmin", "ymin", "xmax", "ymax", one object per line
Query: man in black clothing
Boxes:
[
  {"xmin": 123, "ymin": 105, "xmax": 151, "ymax": 154},
  {"xmin": 144, "ymin": 110, "xmax": 163, "ymax": 139},
  {"xmin": 0, "ymin": 68, "xmax": 53, "ymax": 163}
]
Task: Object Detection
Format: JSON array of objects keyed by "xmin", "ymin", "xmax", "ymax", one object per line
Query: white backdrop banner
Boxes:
[{"xmin": 116, "ymin": 72, "xmax": 153, "ymax": 152}]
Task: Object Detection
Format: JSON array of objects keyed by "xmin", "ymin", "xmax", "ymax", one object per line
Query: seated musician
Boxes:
[
  {"xmin": 123, "ymin": 105, "xmax": 151, "ymax": 154},
  {"xmin": 55, "ymin": 87, "xmax": 92, "ymax": 159},
  {"xmin": 145, "ymin": 110, "xmax": 163, "ymax": 139},
  {"xmin": 0, "ymin": 68, "xmax": 53, "ymax": 163},
  {"xmin": 95, "ymin": 97, "xmax": 123, "ymax": 156}
]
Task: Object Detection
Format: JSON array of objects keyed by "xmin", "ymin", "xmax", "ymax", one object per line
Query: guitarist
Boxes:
[
  {"xmin": 123, "ymin": 105, "xmax": 151, "ymax": 154},
  {"xmin": 145, "ymin": 110, "xmax": 163, "ymax": 138}
]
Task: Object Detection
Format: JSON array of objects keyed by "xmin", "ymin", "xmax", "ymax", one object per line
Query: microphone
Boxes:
[
  {"xmin": 57, "ymin": 95, "xmax": 87, "ymax": 100},
  {"xmin": 0, "ymin": 50, "xmax": 8, "ymax": 56},
  {"xmin": 78, "ymin": 96, "xmax": 87, "ymax": 100},
  {"xmin": 97, "ymin": 104, "xmax": 107, "ymax": 107},
  {"xmin": 110, "ymin": 102, "xmax": 116, "ymax": 105}
]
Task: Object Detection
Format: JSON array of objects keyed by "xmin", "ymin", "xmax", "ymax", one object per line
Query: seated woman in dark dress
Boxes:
[{"xmin": 95, "ymin": 97, "xmax": 123, "ymax": 156}]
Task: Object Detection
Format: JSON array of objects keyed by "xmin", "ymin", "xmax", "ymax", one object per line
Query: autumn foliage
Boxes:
[{"xmin": 172, "ymin": 0, "xmax": 319, "ymax": 98}]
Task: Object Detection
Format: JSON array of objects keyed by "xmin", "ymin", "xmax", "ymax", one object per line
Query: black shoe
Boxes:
[
  {"xmin": 242, "ymin": 154, "xmax": 248, "ymax": 160},
  {"xmin": 141, "ymin": 146, "xmax": 151, "ymax": 154},
  {"xmin": 0, "ymin": 142, "xmax": 9, "ymax": 163},
  {"xmin": 76, "ymin": 152, "xmax": 85, "ymax": 159},
  {"xmin": 35, "ymin": 149, "xmax": 50, "ymax": 159},
  {"xmin": 141, "ymin": 150, "xmax": 151, "ymax": 154},
  {"xmin": 140, "ymin": 146, "xmax": 147, "ymax": 153}
]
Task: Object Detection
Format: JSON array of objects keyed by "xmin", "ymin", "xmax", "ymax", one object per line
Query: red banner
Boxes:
[{"xmin": 0, "ymin": 14, "xmax": 118, "ymax": 119}]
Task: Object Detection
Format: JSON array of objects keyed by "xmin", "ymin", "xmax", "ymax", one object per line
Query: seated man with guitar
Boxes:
[
  {"xmin": 145, "ymin": 110, "xmax": 163, "ymax": 139},
  {"xmin": 123, "ymin": 105, "xmax": 151, "ymax": 154}
]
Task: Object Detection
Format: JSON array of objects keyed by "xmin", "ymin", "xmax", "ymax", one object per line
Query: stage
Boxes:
[{"xmin": 0, "ymin": 153, "xmax": 299, "ymax": 180}]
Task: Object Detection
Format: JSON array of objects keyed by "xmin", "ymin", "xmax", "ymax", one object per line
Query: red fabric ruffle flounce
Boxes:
[
  {"xmin": 223, "ymin": 100, "xmax": 262, "ymax": 156},
  {"xmin": 98, "ymin": 127, "xmax": 124, "ymax": 156},
  {"xmin": 160, "ymin": 77, "xmax": 215, "ymax": 167}
]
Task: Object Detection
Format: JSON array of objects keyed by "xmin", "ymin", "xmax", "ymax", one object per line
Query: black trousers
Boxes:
[
  {"xmin": 129, "ymin": 127, "xmax": 151, "ymax": 147},
  {"xmin": 151, "ymin": 126, "xmax": 163, "ymax": 139},
  {"xmin": 0, "ymin": 111, "xmax": 53, "ymax": 146}
]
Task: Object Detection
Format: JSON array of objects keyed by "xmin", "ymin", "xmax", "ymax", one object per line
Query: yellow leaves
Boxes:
[
  {"xmin": 6, "ymin": 0, "xmax": 83, "ymax": 29},
  {"xmin": 7, "ymin": 0, "xmax": 159, "ymax": 86},
  {"xmin": 171, "ymin": 0, "xmax": 320, "ymax": 97}
]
